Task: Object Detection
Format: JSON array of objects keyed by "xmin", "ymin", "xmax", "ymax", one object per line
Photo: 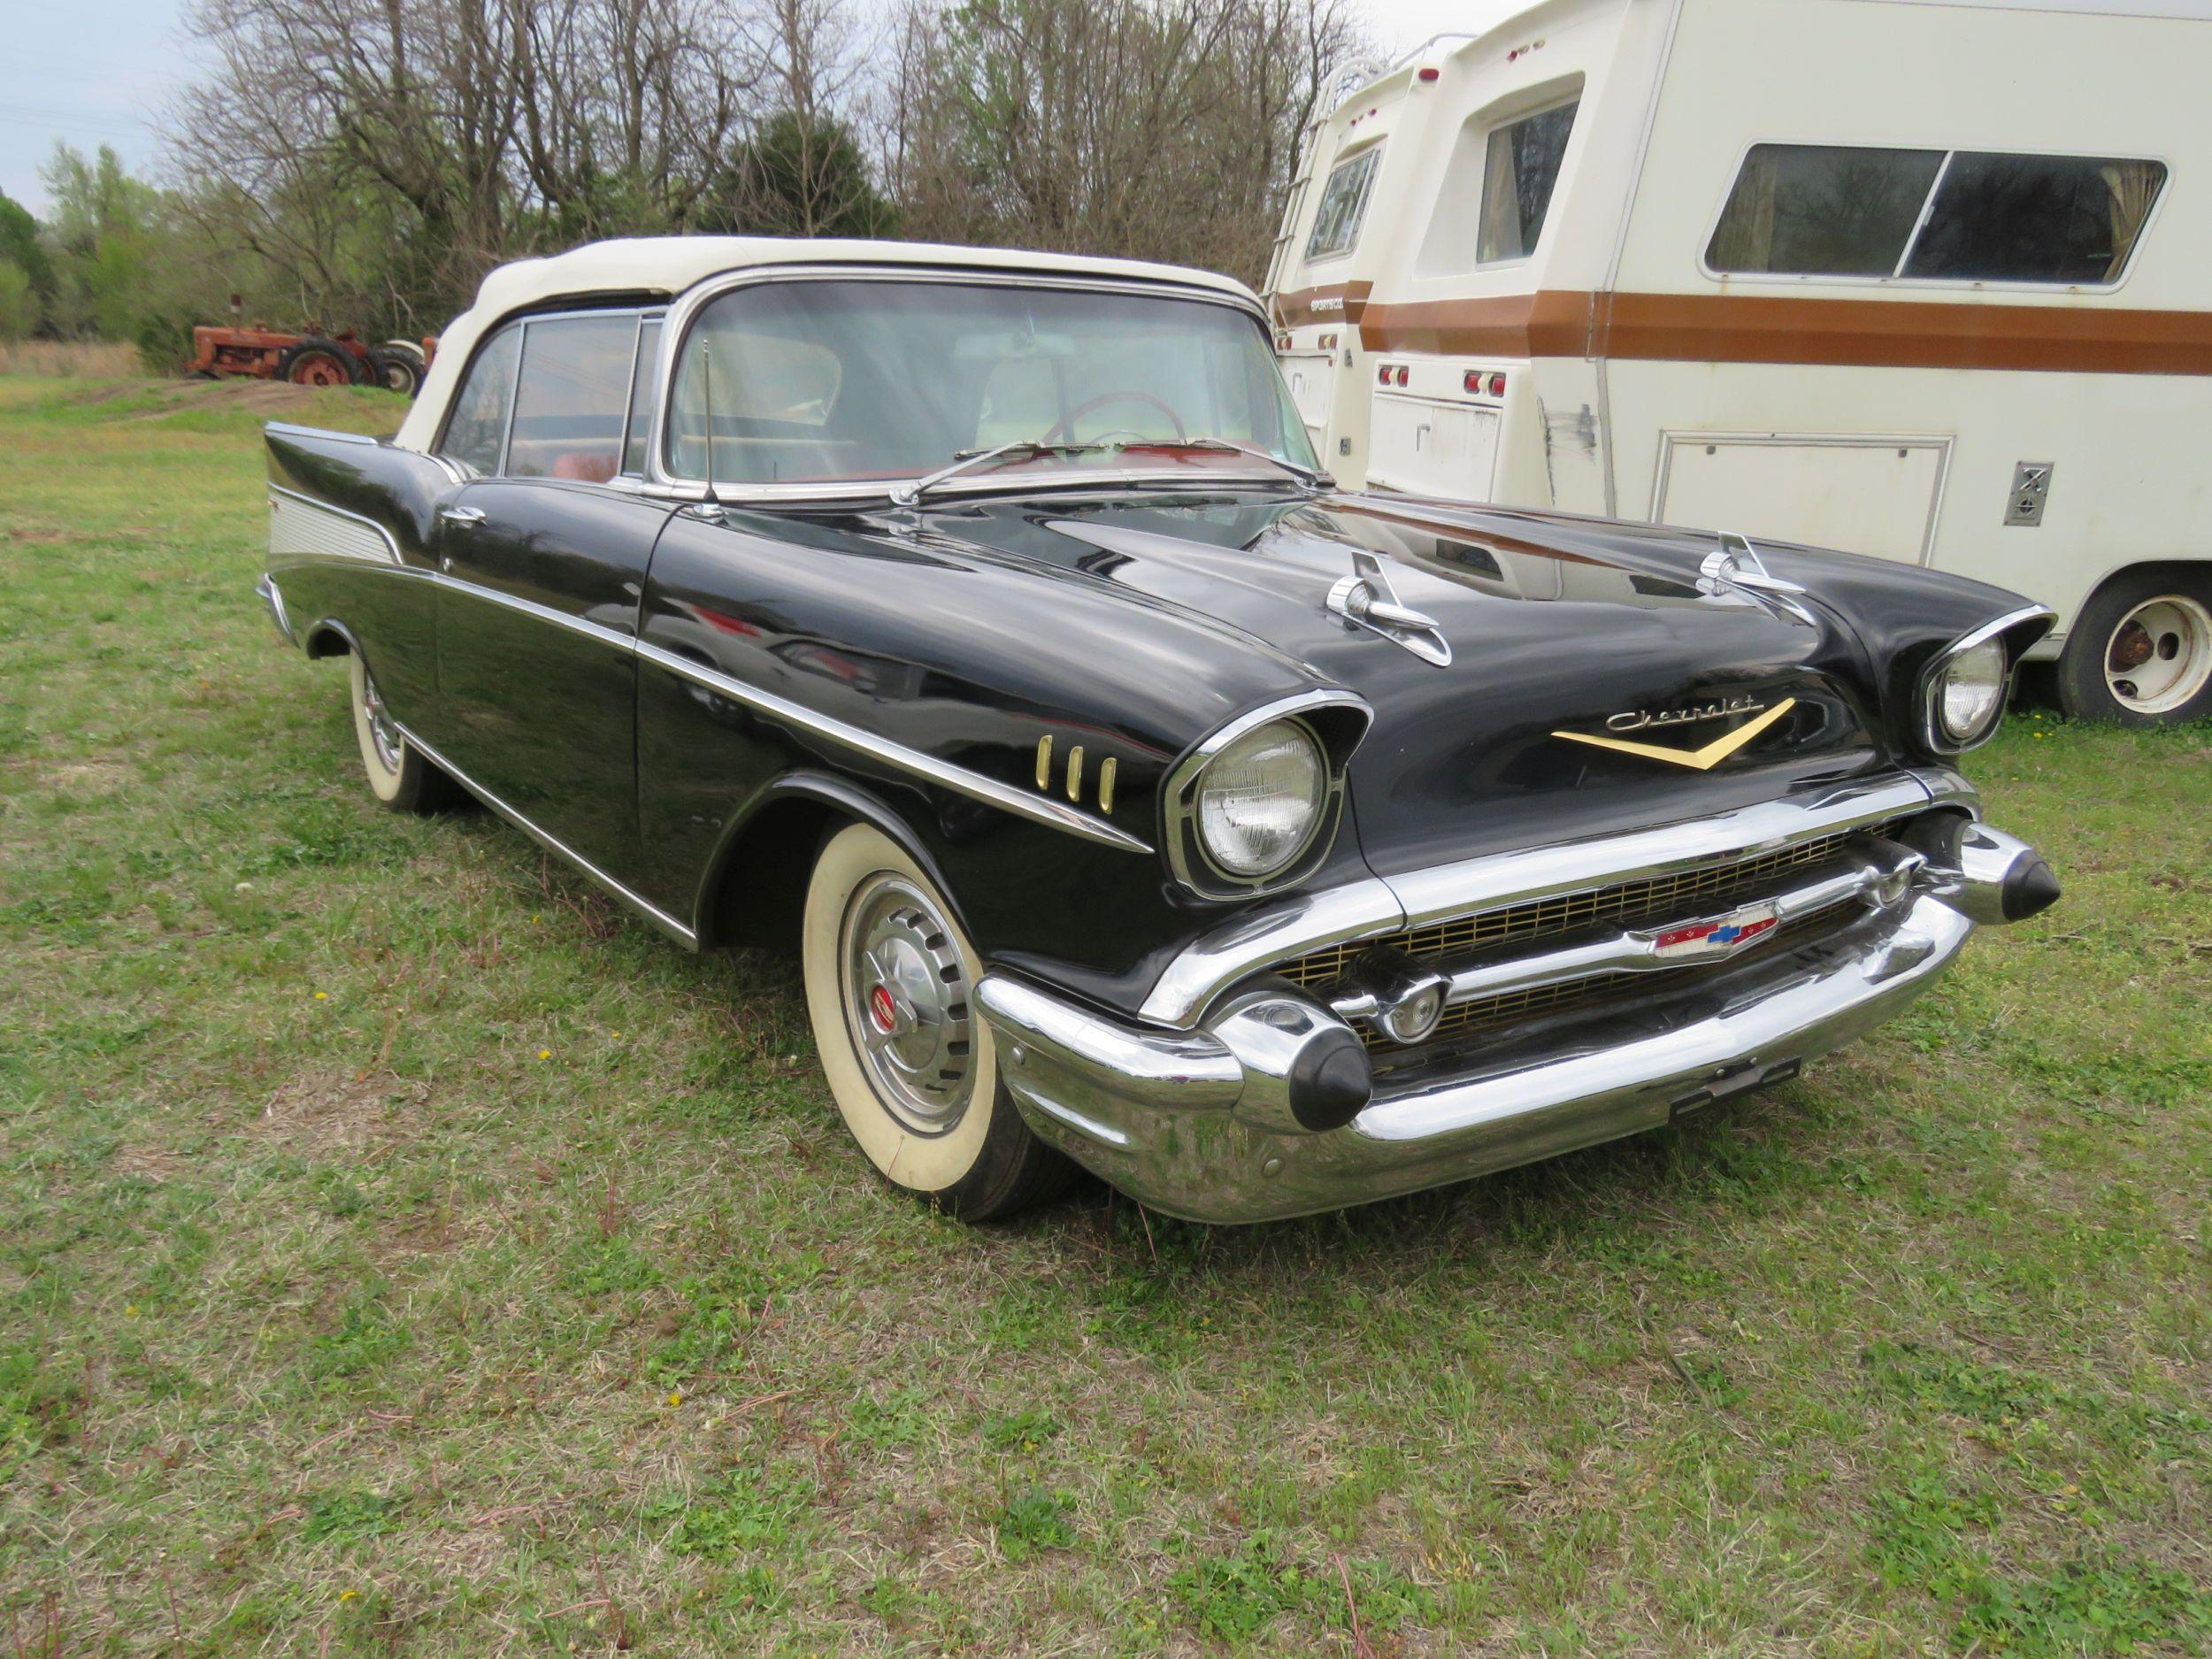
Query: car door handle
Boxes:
[{"xmin": 439, "ymin": 506, "xmax": 487, "ymax": 528}]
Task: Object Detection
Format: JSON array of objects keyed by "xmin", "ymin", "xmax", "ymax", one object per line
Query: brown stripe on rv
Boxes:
[
  {"xmin": 1272, "ymin": 281, "xmax": 1374, "ymax": 327},
  {"xmin": 1349, "ymin": 290, "xmax": 2212, "ymax": 376}
]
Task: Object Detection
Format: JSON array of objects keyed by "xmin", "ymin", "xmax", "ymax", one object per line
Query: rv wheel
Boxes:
[{"xmin": 2057, "ymin": 570, "xmax": 2212, "ymax": 725}]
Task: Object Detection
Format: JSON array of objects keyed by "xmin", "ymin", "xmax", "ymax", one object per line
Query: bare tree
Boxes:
[{"xmin": 882, "ymin": 0, "xmax": 1364, "ymax": 285}]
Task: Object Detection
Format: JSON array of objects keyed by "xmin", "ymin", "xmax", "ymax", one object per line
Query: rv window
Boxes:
[
  {"xmin": 1305, "ymin": 146, "xmax": 1383, "ymax": 261},
  {"xmin": 1904, "ymin": 152, "xmax": 2165, "ymax": 284},
  {"xmin": 1477, "ymin": 101, "xmax": 1578, "ymax": 264},
  {"xmin": 1707, "ymin": 144, "xmax": 1944, "ymax": 277}
]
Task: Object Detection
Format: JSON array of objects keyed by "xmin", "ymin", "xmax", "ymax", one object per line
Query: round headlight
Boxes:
[
  {"xmin": 1933, "ymin": 637, "xmax": 2008, "ymax": 747},
  {"xmin": 1194, "ymin": 719, "xmax": 1327, "ymax": 878}
]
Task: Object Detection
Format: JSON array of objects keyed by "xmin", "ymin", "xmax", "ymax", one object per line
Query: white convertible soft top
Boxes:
[{"xmin": 392, "ymin": 236, "xmax": 1260, "ymax": 453}]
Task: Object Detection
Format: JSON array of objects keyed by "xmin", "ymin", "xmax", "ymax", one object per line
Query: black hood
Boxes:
[{"xmin": 876, "ymin": 489, "xmax": 1916, "ymax": 872}]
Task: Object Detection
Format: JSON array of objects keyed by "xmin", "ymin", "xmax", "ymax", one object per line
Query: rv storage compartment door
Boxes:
[
  {"xmin": 1655, "ymin": 434, "xmax": 1950, "ymax": 565},
  {"xmin": 1280, "ymin": 352, "xmax": 1337, "ymax": 450},
  {"xmin": 1368, "ymin": 393, "xmax": 1501, "ymax": 501}
]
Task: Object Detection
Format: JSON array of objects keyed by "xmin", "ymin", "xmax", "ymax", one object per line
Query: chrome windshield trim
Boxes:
[
  {"xmin": 651, "ymin": 264, "xmax": 1284, "ymax": 505},
  {"xmin": 1138, "ymin": 772, "xmax": 1943, "ymax": 1029},
  {"xmin": 392, "ymin": 720, "xmax": 697, "ymax": 947},
  {"xmin": 633, "ymin": 637, "xmax": 1153, "ymax": 855}
]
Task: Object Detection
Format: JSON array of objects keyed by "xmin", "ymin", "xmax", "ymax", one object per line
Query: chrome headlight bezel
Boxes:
[
  {"xmin": 1914, "ymin": 605, "xmax": 2055, "ymax": 756},
  {"xmin": 1163, "ymin": 691, "xmax": 1371, "ymax": 898}
]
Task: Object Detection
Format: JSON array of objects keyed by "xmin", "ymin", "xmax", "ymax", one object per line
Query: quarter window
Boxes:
[
  {"xmin": 439, "ymin": 323, "xmax": 521, "ymax": 475},
  {"xmin": 1477, "ymin": 100, "xmax": 1579, "ymax": 263},
  {"xmin": 1305, "ymin": 145, "xmax": 1383, "ymax": 261},
  {"xmin": 1708, "ymin": 142, "xmax": 2166, "ymax": 285},
  {"xmin": 506, "ymin": 313, "xmax": 641, "ymax": 482}
]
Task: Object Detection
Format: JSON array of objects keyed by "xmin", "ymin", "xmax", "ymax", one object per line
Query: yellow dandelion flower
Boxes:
[
  {"xmin": 538, "ymin": 1048, "xmax": 552, "ymax": 1061},
  {"xmin": 340, "ymin": 1589, "xmax": 359, "ymax": 1602},
  {"xmin": 313, "ymin": 991, "xmax": 328, "ymax": 1001},
  {"xmin": 126, "ymin": 1304, "xmax": 142, "ymax": 1317},
  {"xmin": 666, "ymin": 1390, "xmax": 682, "ymax": 1407}
]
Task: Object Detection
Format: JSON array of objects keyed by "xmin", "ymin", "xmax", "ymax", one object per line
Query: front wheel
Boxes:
[
  {"xmin": 348, "ymin": 654, "xmax": 461, "ymax": 812},
  {"xmin": 2056, "ymin": 570, "xmax": 2212, "ymax": 725},
  {"xmin": 801, "ymin": 823, "xmax": 1072, "ymax": 1221}
]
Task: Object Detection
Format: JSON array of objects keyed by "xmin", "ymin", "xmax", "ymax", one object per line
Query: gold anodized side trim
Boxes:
[
  {"xmin": 1066, "ymin": 745, "xmax": 1085, "ymax": 802},
  {"xmin": 1099, "ymin": 756, "xmax": 1117, "ymax": 815},
  {"xmin": 1553, "ymin": 698, "xmax": 1798, "ymax": 772},
  {"xmin": 1036, "ymin": 734, "xmax": 1053, "ymax": 788}
]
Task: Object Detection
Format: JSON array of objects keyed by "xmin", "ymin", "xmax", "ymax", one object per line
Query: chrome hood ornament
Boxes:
[
  {"xmin": 1700, "ymin": 533, "xmax": 1817, "ymax": 627},
  {"xmin": 1326, "ymin": 549, "xmax": 1452, "ymax": 666}
]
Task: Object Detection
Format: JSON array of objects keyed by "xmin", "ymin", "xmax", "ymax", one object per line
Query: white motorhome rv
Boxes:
[{"xmin": 1265, "ymin": 0, "xmax": 2212, "ymax": 723}]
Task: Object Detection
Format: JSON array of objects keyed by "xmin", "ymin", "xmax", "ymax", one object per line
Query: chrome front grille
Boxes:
[
  {"xmin": 1276, "ymin": 827, "xmax": 1884, "ymax": 1058},
  {"xmin": 1393, "ymin": 895, "xmax": 1861, "ymax": 1060},
  {"xmin": 1279, "ymin": 829, "xmax": 1859, "ymax": 992}
]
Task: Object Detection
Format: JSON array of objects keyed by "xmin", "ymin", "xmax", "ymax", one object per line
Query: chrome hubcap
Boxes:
[
  {"xmin": 839, "ymin": 874, "xmax": 974, "ymax": 1134},
  {"xmin": 2104, "ymin": 595, "xmax": 2212, "ymax": 714},
  {"xmin": 362, "ymin": 671, "xmax": 404, "ymax": 772}
]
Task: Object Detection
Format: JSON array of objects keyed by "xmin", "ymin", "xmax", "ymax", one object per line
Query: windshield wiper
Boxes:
[
  {"xmin": 1113, "ymin": 437, "xmax": 1333, "ymax": 489},
  {"xmin": 889, "ymin": 438, "xmax": 1107, "ymax": 508}
]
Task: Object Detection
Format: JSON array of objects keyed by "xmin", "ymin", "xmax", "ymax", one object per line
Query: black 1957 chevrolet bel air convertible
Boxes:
[{"xmin": 257, "ymin": 235, "xmax": 2059, "ymax": 1224}]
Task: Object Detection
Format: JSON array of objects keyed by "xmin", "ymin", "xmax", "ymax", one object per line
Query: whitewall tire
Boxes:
[
  {"xmin": 801, "ymin": 822, "xmax": 1072, "ymax": 1220},
  {"xmin": 348, "ymin": 653, "xmax": 460, "ymax": 812}
]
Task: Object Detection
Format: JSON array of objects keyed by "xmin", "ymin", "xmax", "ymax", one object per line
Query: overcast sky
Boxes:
[{"xmin": 0, "ymin": 0, "xmax": 1517, "ymax": 215}]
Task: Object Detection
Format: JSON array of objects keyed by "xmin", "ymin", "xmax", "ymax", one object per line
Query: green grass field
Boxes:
[{"xmin": 2, "ymin": 375, "xmax": 2208, "ymax": 1656}]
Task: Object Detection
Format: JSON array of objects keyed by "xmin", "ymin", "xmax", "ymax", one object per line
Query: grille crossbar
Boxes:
[{"xmin": 1278, "ymin": 829, "xmax": 1873, "ymax": 1056}]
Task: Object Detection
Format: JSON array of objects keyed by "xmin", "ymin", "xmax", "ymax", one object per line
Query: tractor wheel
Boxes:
[
  {"xmin": 277, "ymin": 337, "xmax": 365, "ymax": 388},
  {"xmin": 367, "ymin": 348, "xmax": 424, "ymax": 397}
]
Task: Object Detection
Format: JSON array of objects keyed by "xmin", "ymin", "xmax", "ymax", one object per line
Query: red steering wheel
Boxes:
[{"xmin": 1042, "ymin": 390, "xmax": 1187, "ymax": 447}]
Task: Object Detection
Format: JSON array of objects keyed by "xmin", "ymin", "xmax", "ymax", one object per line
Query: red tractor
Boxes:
[{"xmin": 188, "ymin": 324, "xmax": 433, "ymax": 397}]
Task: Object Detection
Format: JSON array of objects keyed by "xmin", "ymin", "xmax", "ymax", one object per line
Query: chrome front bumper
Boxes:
[{"xmin": 976, "ymin": 791, "xmax": 2053, "ymax": 1224}]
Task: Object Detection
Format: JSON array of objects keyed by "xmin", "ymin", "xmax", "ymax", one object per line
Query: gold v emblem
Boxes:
[{"xmin": 1552, "ymin": 697, "xmax": 1797, "ymax": 772}]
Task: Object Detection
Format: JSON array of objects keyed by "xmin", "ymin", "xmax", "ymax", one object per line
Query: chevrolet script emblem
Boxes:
[{"xmin": 1552, "ymin": 697, "xmax": 1795, "ymax": 771}]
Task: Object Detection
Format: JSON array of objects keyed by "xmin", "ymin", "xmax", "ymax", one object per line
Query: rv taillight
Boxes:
[
  {"xmin": 1378, "ymin": 365, "xmax": 1391, "ymax": 386},
  {"xmin": 1395, "ymin": 366, "xmax": 1409, "ymax": 387},
  {"xmin": 1462, "ymin": 370, "xmax": 1481, "ymax": 394},
  {"xmin": 1487, "ymin": 373, "xmax": 1507, "ymax": 396},
  {"xmin": 1417, "ymin": 66, "xmax": 1440, "ymax": 82}
]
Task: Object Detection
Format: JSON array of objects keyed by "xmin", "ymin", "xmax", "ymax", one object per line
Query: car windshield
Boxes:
[{"xmin": 664, "ymin": 279, "xmax": 1319, "ymax": 490}]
